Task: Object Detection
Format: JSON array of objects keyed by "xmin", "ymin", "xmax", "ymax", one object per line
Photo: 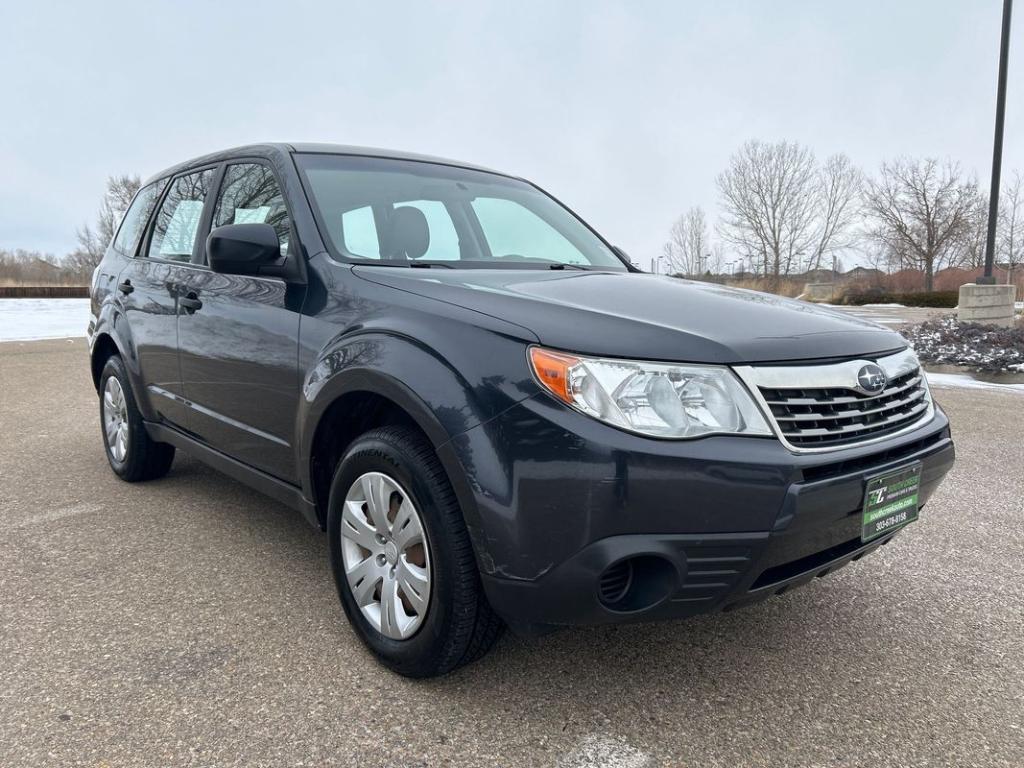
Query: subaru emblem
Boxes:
[{"xmin": 856, "ymin": 363, "xmax": 887, "ymax": 395}]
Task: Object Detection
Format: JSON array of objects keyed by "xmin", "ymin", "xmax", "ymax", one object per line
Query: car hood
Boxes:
[{"xmin": 353, "ymin": 267, "xmax": 907, "ymax": 364}]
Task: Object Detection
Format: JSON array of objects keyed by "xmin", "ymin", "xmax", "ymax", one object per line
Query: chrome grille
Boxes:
[{"xmin": 735, "ymin": 349, "xmax": 933, "ymax": 452}]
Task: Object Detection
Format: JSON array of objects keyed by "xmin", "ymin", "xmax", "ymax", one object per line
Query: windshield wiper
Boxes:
[{"xmin": 401, "ymin": 260, "xmax": 591, "ymax": 270}]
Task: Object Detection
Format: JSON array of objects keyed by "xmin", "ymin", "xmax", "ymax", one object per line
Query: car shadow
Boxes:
[{"xmin": 156, "ymin": 451, "xmax": 874, "ymax": 696}]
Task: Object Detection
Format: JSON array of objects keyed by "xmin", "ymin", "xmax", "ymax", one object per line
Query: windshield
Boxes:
[{"xmin": 295, "ymin": 154, "xmax": 628, "ymax": 270}]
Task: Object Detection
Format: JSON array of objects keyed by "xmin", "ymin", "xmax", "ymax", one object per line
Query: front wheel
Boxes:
[{"xmin": 327, "ymin": 426, "xmax": 502, "ymax": 677}]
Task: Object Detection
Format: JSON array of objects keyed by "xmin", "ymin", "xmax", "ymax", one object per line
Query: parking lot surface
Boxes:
[
  {"xmin": 1, "ymin": 339, "xmax": 1022, "ymax": 767},
  {"xmin": 828, "ymin": 304, "xmax": 950, "ymax": 327}
]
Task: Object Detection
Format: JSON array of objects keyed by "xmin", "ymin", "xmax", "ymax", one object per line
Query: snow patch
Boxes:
[
  {"xmin": 903, "ymin": 314, "xmax": 1023, "ymax": 373},
  {"xmin": 559, "ymin": 735, "xmax": 653, "ymax": 768},
  {"xmin": 0, "ymin": 298, "xmax": 90, "ymax": 341},
  {"xmin": 927, "ymin": 372, "xmax": 1024, "ymax": 393}
]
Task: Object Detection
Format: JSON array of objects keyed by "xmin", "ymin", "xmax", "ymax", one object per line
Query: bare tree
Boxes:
[
  {"xmin": 717, "ymin": 140, "xmax": 839, "ymax": 288},
  {"xmin": 716, "ymin": 142, "xmax": 864, "ymax": 285},
  {"xmin": 663, "ymin": 206, "xmax": 709, "ymax": 275},
  {"xmin": 63, "ymin": 248, "xmax": 100, "ymax": 279},
  {"xmin": 998, "ymin": 170, "xmax": 1022, "ymax": 283},
  {"xmin": 806, "ymin": 154, "xmax": 863, "ymax": 272},
  {"xmin": 959, "ymin": 192, "xmax": 990, "ymax": 269},
  {"xmin": 0, "ymin": 249, "xmax": 74, "ymax": 285},
  {"xmin": 864, "ymin": 158, "xmax": 977, "ymax": 291},
  {"xmin": 707, "ymin": 242, "xmax": 725, "ymax": 275},
  {"xmin": 74, "ymin": 174, "xmax": 141, "ymax": 272}
]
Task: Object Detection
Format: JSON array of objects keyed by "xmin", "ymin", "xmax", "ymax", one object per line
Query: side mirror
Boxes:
[{"xmin": 207, "ymin": 223, "xmax": 281, "ymax": 276}]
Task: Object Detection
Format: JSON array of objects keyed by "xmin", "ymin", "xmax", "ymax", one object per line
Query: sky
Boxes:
[{"xmin": 1, "ymin": 0, "xmax": 1020, "ymax": 269}]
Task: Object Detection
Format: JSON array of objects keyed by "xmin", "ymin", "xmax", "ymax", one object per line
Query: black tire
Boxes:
[
  {"xmin": 327, "ymin": 426, "xmax": 503, "ymax": 678},
  {"xmin": 98, "ymin": 355, "xmax": 175, "ymax": 482}
]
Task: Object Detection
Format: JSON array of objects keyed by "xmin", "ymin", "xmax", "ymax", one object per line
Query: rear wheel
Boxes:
[
  {"xmin": 98, "ymin": 355, "xmax": 175, "ymax": 482},
  {"xmin": 327, "ymin": 426, "xmax": 503, "ymax": 677}
]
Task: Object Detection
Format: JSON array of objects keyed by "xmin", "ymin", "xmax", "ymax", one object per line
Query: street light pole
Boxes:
[{"xmin": 980, "ymin": 0, "xmax": 1014, "ymax": 285}]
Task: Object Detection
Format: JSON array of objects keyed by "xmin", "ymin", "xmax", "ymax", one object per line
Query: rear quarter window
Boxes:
[{"xmin": 112, "ymin": 180, "xmax": 165, "ymax": 257}]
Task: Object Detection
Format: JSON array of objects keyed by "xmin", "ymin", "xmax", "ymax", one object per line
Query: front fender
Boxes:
[{"xmin": 296, "ymin": 328, "xmax": 539, "ymax": 552}]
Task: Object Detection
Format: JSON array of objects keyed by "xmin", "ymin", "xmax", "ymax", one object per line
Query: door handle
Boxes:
[
  {"xmin": 179, "ymin": 292, "xmax": 203, "ymax": 313},
  {"xmin": 117, "ymin": 280, "xmax": 134, "ymax": 295}
]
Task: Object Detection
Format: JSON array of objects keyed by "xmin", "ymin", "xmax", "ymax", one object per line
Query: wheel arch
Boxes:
[
  {"xmin": 89, "ymin": 301, "xmax": 162, "ymax": 422},
  {"xmin": 90, "ymin": 332, "xmax": 122, "ymax": 391},
  {"xmin": 301, "ymin": 367, "xmax": 483, "ymax": 540},
  {"xmin": 308, "ymin": 385, "xmax": 435, "ymax": 528}
]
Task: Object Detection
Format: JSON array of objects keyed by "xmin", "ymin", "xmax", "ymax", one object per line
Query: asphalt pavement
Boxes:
[
  {"xmin": 827, "ymin": 304, "xmax": 951, "ymax": 327},
  {"xmin": 1, "ymin": 338, "xmax": 1021, "ymax": 767}
]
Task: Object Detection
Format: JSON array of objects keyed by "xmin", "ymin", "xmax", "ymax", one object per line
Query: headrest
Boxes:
[{"xmin": 382, "ymin": 206, "xmax": 430, "ymax": 260}]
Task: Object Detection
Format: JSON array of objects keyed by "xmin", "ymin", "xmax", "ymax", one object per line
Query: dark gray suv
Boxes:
[{"xmin": 88, "ymin": 143, "xmax": 955, "ymax": 677}]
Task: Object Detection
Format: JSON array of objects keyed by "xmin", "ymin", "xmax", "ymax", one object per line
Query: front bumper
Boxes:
[{"xmin": 451, "ymin": 394, "xmax": 954, "ymax": 631}]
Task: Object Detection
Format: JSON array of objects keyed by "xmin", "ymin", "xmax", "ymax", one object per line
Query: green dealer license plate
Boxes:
[{"xmin": 861, "ymin": 463, "xmax": 922, "ymax": 542}]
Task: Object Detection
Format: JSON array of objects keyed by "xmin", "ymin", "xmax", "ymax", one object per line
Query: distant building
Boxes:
[{"xmin": 843, "ymin": 266, "xmax": 885, "ymax": 282}]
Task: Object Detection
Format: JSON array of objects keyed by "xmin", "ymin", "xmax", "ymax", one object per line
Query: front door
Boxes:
[{"xmin": 175, "ymin": 162, "xmax": 305, "ymax": 483}]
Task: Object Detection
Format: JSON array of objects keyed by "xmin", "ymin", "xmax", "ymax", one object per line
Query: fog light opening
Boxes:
[{"xmin": 598, "ymin": 555, "xmax": 676, "ymax": 612}]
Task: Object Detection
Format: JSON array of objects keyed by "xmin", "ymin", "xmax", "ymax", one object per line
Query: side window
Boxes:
[
  {"xmin": 341, "ymin": 206, "xmax": 380, "ymax": 259},
  {"xmin": 393, "ymin": 200, "xmax": 460, "ymax": 260},
  {"xmin": 112, "ymin": 180, "xmax": 165, "ymax": 257},
  {"xmin": 471, "ymin": 197, "xmax": 586, "ymax": 265},
  {"xmin": 147, "ymin": 169, "xmax": 214, "ymax": 262},
  {"xmin": 213, "ymin": 163, "xmax": 291, "ymax": 257}
]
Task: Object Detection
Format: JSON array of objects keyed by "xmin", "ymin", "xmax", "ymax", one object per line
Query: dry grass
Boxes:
[
  {"xmin": 0, "ymin": 277, "xmax": 85, "ymax": 288},
  {"xmin": 726, "ymin": 277, "xmax": 805, "ymax": 298}
]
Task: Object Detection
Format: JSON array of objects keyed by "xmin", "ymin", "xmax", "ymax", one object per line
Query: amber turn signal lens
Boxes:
[{"xmin": 529, "ymin": 347, "xmax": 579, "ymax": 404}]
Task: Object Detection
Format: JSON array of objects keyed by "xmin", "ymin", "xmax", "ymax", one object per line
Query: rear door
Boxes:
[
  {"xmin": 175, "ymin": 161, "xmax": 305, "ymax": 483},
  {"xmin": 119, "ymin": 169, "xmax": 215, "ymax": 427}
]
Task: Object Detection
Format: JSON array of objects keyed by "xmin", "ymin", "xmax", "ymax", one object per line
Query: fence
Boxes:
[{"xmin": 0, "ymin": 286, "xmax": 89, "ymax": 298}]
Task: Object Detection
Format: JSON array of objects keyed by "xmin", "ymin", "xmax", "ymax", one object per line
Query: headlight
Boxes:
[{"xmin": 529, "ymin": 347, "xmax": 772, "ymax": 439}]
